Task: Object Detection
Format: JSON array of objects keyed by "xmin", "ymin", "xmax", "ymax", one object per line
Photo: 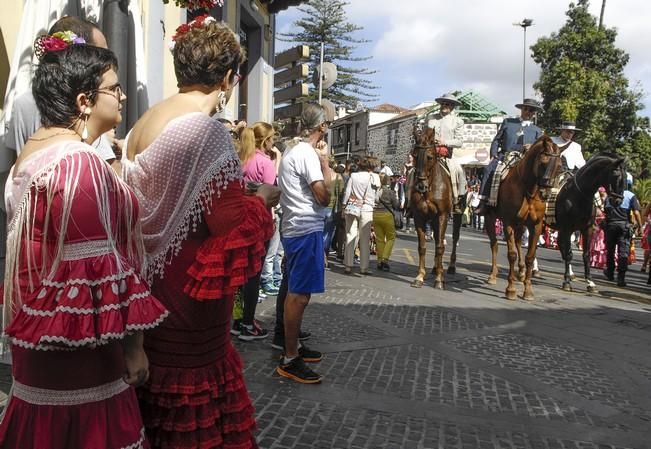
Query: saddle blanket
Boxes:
[{"xmin": 488, "ymin": 152, "xmax": 523, "ymax": 206}]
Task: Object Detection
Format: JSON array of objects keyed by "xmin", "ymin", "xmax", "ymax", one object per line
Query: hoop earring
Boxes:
[
  {"xmin": 81, "ymin": 108, "xmax": 91, "ymax": 141},
  {"xmin": 216, "ymin": 91, "xmax": 226, "ymax": 113}
]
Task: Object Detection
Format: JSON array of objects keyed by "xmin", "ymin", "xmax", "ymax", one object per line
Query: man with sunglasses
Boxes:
[
  {"xmin": 475, "ymin": 98, "xmax": 543, "ymax": 215},
  {"xmin": 427, "ymin": 93, "xmax": 467, "ymax": 213}
]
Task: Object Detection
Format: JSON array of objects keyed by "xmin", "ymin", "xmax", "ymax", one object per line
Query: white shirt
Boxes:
[
  {"xmin": 379, "ymin": 165, "xmax": 394, "ymax": 177},
  {"xmin": 278, "ymin": 141, "xmax": 326, "ymax": 238},
  {"xmin": 342, "ymin": 171, "xmax": 380, "ymax": 213},
  {"xmin": 427, "ymin": 112, "xmax": 464, "ymax": 148},
  {"xmin": 552, "ymin": 136, "xmax": 585, "ymax": 170}
]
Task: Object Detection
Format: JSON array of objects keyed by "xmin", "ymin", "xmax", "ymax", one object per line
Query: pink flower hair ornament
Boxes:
[
  {"xmin": 169, "ymin": 14, "xmax": 217, "ymax": 51},
  {"xmin": 34, "ymin": 31, "xmax": 86, "ymax": 59}
]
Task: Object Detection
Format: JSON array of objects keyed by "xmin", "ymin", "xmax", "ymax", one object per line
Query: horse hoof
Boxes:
[
  {"xmin": 487, "ymin": 277, "xmax": 497, "ymax": 285},
  {"xmin": 434, "ymin": 281, "xmax": 444, "ymax": 290},
  {"xmin": 411, "ymin": 279, "xmax": 424, "ymax": 288},
  {"xmin": 447, "ymin": 266, "xmax": 456, "ymax": 275},
  {"xmin": 561, "ymin": 283, "xmax": 572, "ymax": 292},
  {"xmin": 522, "ymin": 294, "xmax": 535, "ymax": 301},
  {"xmin": 587, "ymin": 285, "xmax": 598, "ymax": 294},
  {"xmin": 505, "ymin": 292, "xmax": 517, "ymax": 301}
]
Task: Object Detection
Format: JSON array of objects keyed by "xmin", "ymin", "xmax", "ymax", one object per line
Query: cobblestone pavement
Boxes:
[{"xmin": 1, "ymin": 228, "xmax": 650, "ymax": 448}]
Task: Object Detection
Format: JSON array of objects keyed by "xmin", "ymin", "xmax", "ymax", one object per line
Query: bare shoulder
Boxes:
[{"xmin": 127, "ymin": 97, "xmax": 202, "ymax": 158}]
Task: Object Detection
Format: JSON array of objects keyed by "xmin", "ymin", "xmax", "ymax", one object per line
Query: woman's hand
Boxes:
[
  {"xmin": 256, "ymin": 184, "xmax": 281, "ymax": 208},
  {"xmin": 122, "ymin": 332, "xmax": 149, "ymax": 387}
]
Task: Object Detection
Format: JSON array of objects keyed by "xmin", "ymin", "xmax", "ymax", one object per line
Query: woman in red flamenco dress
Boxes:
[
  {"xmin": 121, "ymin": 17, "xmax": 278, "ymax": 449},
  {"xmin": 0, "ymin": 44, "xmax": 167, "ymax": 448},
  {"xmin": 590, "ymin": 188, "xmax": 608, "ymax": 268}
]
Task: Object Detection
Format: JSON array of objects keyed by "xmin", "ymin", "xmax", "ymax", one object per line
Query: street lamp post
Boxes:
[{"xmin": 514, "ymin": 18, "xmax": 533, "ymax": 100}]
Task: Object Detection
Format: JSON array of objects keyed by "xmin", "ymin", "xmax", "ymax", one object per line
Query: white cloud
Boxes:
[{"xmin": 276, "ymin": 0, "xmax": 651, "ymax": 114}]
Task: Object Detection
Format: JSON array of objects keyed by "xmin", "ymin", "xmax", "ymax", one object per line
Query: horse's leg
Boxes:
[
  {"xmin": 431, "ymin": 218, "xmax": 439, "ymax": 275},
  {"xmin": 447, "ymin": 213, "xmax": 461, "ymax": 275},
  {"xmin": 504, "ymin": 224, "xmax": 518, "ymax": 300},
  {"xmin": 411, "ymin": 215, "xmax": 427, "ymax": 288},
  {"xmin": 522, "ymin": 222, "xmax": 543, "ymax": 301},
  {"xmin": 582, "ymin": 227, "xmax": 597, "ymax": 293},
  {"xmin": 558, "ymin": 229, "xmax": 573, "ymax": 292},
  {"xmin": 485, "ymin": 214, "xmax": 499, "ymax": 284},
  {"xmin": 515, "ymin": 226, "xmax": 526, "ymax": 282},
  {"xmin": 434, "ymin": 213, "xmax": 448, "ymax": 289}
]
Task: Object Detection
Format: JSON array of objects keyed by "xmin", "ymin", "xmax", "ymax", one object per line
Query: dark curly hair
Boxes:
[
  {"xmin": 32, "ymin": 45, "xmax": 118, "ymax": 128},
  {"xmin": 173, "ymin": 21, "xmax": 245, "ymax": 88}
]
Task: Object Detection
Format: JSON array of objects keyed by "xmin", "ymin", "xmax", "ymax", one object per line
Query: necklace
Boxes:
[{"xmin": 28, "ymin": 129, "xmax": 81, "ymax": 142}]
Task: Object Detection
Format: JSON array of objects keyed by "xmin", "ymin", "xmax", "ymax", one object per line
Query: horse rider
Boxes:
[
  {"xmin": 427, "ymin": 93, "xmax": 467, "ymax": 213},
  {"xmin": 552, "ymin": 121, "xmax": 585, "ymax": 174},
  {"xmin": 474, "ymin": 98, "xmax": 544, "ymax": 215},
  {"xmin": 603, "ymin": 174, "xmax": 643, "ymax": 287}
]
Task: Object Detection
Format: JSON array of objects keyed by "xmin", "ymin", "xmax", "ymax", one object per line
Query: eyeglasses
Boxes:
[
  {"xmin": 93, "ymin": 82, "xmax": 123, "ymax": 100},
  {"xmin": 521, "ymin": 107, "xmax": 536, "ymax": 112}
]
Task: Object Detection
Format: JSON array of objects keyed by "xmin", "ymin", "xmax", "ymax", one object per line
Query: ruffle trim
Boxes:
[
  {"xmin": 139, "ymin": 346, "xmax": 257, "ymax": 449},
  {"xmin": 184, "ymin": 198, "xmax": 272, "ymax": 301},
  {"xmin": 5, "ymin": 257, "xmax": 168, "ymax": 351}
]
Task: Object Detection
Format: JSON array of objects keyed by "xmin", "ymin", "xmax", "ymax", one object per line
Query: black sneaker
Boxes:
[
  {"xmin": 276, "ymin": 357, "xmax": 322, "ymax": 384},
  {"xmin": 298, "ymin": 345, "xmax": 322, "ymax": 363},
  {"xmin": 381, "ymin": 262, "xmax": 390, "ymax": 272},
  {"xmin": 230, "ymin": 319, "xmax": 242, "ymax": 336},
  {"xmin": 270, "ymin": 330, "xmax": 312, "ymax": 350},
  {"xmin": 238, "ymin": 322, "xmax": 269, "ymax": 341}
]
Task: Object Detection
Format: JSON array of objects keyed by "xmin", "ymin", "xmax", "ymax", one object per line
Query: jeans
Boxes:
[
  {"xmin": 323, "ymin": 207, "xmax": 337, "ymax": 253},
  {"xmin": 261, "ymin": 215, "xmax": 283, "ymax": 287}
]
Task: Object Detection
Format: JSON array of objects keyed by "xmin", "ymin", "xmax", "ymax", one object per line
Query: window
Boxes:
[
  {"xmin": 386, "ymin": 123, "xmax": 399, "ymax": 155},
  {"xmin": 355, "ymin": 122, "xmax": 360, "ymax": 145},
  {"xmin": 338, "ymin": 128, "xmax": 343, "ymax": 145}
]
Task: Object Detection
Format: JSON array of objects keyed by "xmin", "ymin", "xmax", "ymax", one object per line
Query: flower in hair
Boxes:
[
  {"xmin": 169, "ymin": 14, "xmax": 218, "ymax": 51},
  {"xmin": 34, "ymin": 30, "xmax": 86, "ymax": 59},
  {"xmin": 163, "ymin": 0, "xmax": 224, "ymax": 11}
]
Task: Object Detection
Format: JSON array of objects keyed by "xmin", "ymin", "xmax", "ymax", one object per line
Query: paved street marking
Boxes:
[{"xmin": 403, "ymin": 248, "xmax": 415, "ymax": 265}]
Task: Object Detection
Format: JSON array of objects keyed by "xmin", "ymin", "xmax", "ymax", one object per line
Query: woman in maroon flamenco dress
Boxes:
[
  {"xmin": 121, "ymin": 17, "xmax": 279, "ymax": 449},
  {"xmin": 0, "ymin": 42, "xmax": 167, "ymax": 448}
]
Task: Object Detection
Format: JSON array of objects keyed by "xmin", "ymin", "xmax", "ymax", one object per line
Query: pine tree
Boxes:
[
  {"xmin": 531, "ymin": 0, "xmax": 648, "ymax": 173},
  {"xmin": 278, "ymin": 0, "xmax": 378, "ymax": 109}
]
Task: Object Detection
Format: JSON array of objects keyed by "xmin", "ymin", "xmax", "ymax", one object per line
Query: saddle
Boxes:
[
  {"xmin": 488, "ymin": 151, "xmax": 523, "ymax": 206},
  {"xmin": 544, "ymin": 174, "xmax": 572, "ymax": 227}
]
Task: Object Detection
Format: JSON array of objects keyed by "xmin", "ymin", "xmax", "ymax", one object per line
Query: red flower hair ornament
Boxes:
[
  {"xmin": 169, "ymin": 14, "xmax": 217, "ymax": 51},
  {"xmin": 34, "ymin": 31, "xmax": 86, "ymax": 59}
]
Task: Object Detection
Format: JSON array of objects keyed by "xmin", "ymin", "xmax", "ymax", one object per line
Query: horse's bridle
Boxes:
[{"xmin": 413, "ymin": 145, "xmax": 431, "ymax": 194}]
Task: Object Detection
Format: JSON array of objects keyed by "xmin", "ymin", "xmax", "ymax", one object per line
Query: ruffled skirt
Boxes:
[
  {"xmin": 138, "ymin": 345, "xmax": 257, "ymax": 449},
  {"xmin": 0, "ymin": 344, "xmax": 148, "ymax": 449}
]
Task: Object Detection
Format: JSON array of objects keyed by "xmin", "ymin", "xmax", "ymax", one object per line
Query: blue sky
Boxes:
[{"xmin": 276, "ymin": 0, "xmax": 650, "ymax": 118}]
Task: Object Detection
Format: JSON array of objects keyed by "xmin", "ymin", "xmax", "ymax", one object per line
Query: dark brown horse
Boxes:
[
  {"xmin": 409, "ymin": 127, "xmax": 461, "ymax": 289},
  {"xmin": 485, "ymin": 135, "xmax": 561, "ymax": 300},
  {"xmin": 550, "ymin": 153, "xmax": 626, "ymax": 293}
]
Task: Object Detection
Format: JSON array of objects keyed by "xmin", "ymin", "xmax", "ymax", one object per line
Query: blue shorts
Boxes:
[{"xmin": 282, "ymin": 231, "xmax": 325, "ymax": 295}]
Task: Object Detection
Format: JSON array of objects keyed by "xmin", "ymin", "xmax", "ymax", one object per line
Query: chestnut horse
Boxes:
[
  {"xmin": 550, "ymin": 153, "xmax": 626, "ymax": 293},
  {"xmin": 485, "ymin": 135, "xmax": 561, "ymax": 300},
  {"xmin": 409, "ymin": 127, "xmax": 462, "ymax": 288}
]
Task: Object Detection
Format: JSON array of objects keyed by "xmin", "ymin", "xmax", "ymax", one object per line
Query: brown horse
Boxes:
[
  {"xmin": 485, "ymin": 135, "xmax": 561, "ymax": 300},
  {"xmin": 409, "ymin": 127, "xmax": 461, "ymax": 289}
]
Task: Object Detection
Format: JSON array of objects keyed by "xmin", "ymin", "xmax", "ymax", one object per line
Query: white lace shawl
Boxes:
[
  {"xmin": 121, "ymin": 112, "xmax": 242, "ymax": 280},
  {"xmin": 3, "ymin": 142, "xmax": 143, "ymax": 344}
]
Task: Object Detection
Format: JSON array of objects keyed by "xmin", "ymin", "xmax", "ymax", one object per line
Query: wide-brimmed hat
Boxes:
[
  {"xmin": 515, "ymin": 98, "xmax": 543, "ymax": 111},
  {"xmin": 556, "ymin": 120, "xmax": 582, "ymax": 132},
  {"xmin": 435, "ymin": 93, "xmax": 461, "ymax": 107}
]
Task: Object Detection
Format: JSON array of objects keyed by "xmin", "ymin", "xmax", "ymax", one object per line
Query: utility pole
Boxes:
[
  {"xmin": 318, "ymin": 41, "xmax": 324, "ymax": 104},
  {"xmin": 599, "ymin": 0, "xmax": 606, "ymax": 29},
  {"xmin": 513, "ymin": 18, "xmax": 534, "ymax": 100}
]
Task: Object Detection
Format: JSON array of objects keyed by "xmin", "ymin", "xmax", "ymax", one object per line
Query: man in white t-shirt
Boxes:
[
  {"xmin": 379, "ymin": 160, "xmax": 394, "ymax": 177},
  {"xmin": 276, "ymin": 103, "xmax": 332, "ymax": 384}
]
